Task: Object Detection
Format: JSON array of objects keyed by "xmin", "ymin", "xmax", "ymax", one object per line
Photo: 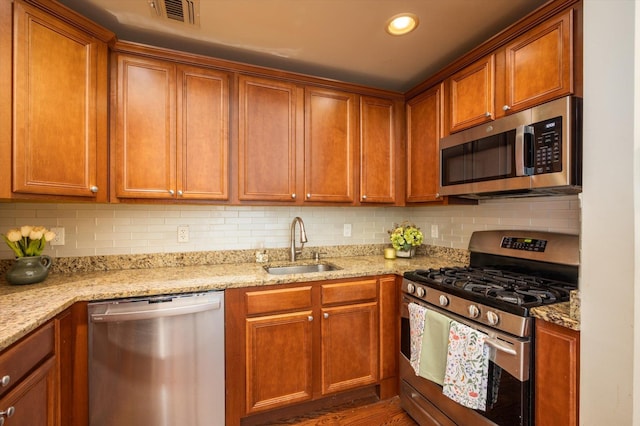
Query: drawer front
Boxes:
[
  {"xmin": 321, "ymin": 279, "xmax": 378, "ymax": 305},
  {"xmin": 0, "ymin": 322, "xmax": 55, "ymax": 398},
  {"xmin": 246, "ymin": 286, "xmax": 313, "ymax": 316}
]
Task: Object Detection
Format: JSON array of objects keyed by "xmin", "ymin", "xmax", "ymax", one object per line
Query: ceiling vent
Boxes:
[{"xmin": 148, "ymin": 0, "xmax": 200, "ymax": 26}]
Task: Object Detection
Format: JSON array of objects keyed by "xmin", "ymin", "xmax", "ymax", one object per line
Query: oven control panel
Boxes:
[{"xmin": 500, "ymin": 236, "xmax": 547, "ymax": 252}]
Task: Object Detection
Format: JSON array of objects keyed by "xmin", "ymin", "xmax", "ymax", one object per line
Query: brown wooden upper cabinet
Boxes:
[
  {"xmin": 359, "ymin": 96, "xmax": 397, "ymax": 204},
  {"xmin": 445, "ymin": 54, "xmax": 495, "ymax": 134},
  {"xmin": 498, "ymin": 9, "xmax": 574, "ymax": 114},
  {"xmin": 237, "ymin": 75, "xmax": 302, "ymax": 202},
  {"xmin": 10, "ymin": 0, "xmax": 111, "ymax": 201},
  {"xmin": 304, "ymin": 87, "xmax": 358, "ymax": 204},
  {"xmin": 112, "ymin": 53, "xmax": 229, "ymax": 201},
  {"xmin": 406, "ymin": 85, "xmax": 444, "ymax": 203},
  {"xmin": 445, "ymin": 9, "xmax": 575, "ymax": 135}
]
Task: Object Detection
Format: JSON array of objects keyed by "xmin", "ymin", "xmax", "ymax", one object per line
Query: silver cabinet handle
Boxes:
[
  {"xmin": 306, "ymin": 193, "xmax": 311, "ymax": 199},
  {"xmin": 168, "ymin": 189, "xmax": 175, "ymax": 195},
  {"xmin": 323, "ymin": 313, "xmax": 329, "ymax": 319},
  {"xmin": 503, "ymin": 105, "xmax": 511, "ymax": 111},
  {"xmin": 308, "ymin": 315, "xmax": 313, "ymax": 322},
  {"xmin": 0, "ymin": 406, "xmax": 15, "ymax": 418},
  {"xmin": 291, "ymin": 193, "xmax": 296, "ymax": 199},
  {"xmin": 0, "ymin": 376, "xmax": 9, "ymax": 387},
  {"xmin": 90, "ymin": 186, "xmax": 99, "ymax": 193},
  {"xmin": 484, "ymin": 112, "xmax": 492, "ymax": 117},
  {"xmin": 362, "ymin": 195, "xmax": 367, "ymax": 200},
  {"xmin": 177, "ymin": 190, "xmax": 183, "ymax": 196}
]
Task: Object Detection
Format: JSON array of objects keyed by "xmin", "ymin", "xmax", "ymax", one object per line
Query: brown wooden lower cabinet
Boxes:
[
  {"xmin": 226, "ymin": 276, "xmax": 400, "ymax": 426},
  {"xmin": 535, "ymin": 319, "xmax": 580, "ymax": 426},
  {"xmin": 0, "ymin": 320, "xmax": 56, "ymax": 426}
]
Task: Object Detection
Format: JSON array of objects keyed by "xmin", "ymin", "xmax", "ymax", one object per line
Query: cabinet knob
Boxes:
[
  {"xmin": 168, "ymin": 189, "xmax": 175, "ymax": 195},
  {"xmin": 323, "ymin": 313, "xmax": 329, "ymax": 319},
  {"xmin": 362, "ymin": 195, "xmax": 367, "ymax": 200},
  {"xmin": 502, "ymin": 105, "xmax": 511, "ymax": 111},
  {"xmin": 291, "ymin": 193, "xmax": 296, "ymax": 199},
  {"xmin": 306, "ymin": 193, "xmax": 311, "ymax": 199},
  {"xmin": 484, "ymin": 112, "xmax": 492, "ymax": 117},
  {"xmin": 0, "ymin": 406, "xmax": 15, "ymax": 418},
  {"xmin": 0, "ymin": 376, "xmax": 9, "ymax": 387},
  {"xmin": 308, "ymin": 315, "xmax": 313, "ymax": 322},
  {"xmin": 177, "ymin": 190, "xmax": 183, "ymax": 196},
  {"xmin": 90, "ymin": 186, "xmax": 99, "ymax": 193}
]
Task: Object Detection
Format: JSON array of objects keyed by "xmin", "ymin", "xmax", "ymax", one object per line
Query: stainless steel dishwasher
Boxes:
[{"xmin": 88, "ymin": 291, "xmax": 225, "ymax": 426}]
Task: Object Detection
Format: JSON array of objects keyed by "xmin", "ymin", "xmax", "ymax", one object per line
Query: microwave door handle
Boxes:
[{"xmin": 515, "ymin": 125, "xmax": 535, "ymax": 176}]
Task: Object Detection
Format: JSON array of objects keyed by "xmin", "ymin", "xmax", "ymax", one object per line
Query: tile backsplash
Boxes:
[{"xmin": 0, "ymin": 195, "xmax": 580, "ymax": 260}]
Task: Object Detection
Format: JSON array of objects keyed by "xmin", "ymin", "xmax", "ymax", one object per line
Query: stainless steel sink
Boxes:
[{"xmin": 263, "ymin": 262, "xmax": 340, "ymax": 275}]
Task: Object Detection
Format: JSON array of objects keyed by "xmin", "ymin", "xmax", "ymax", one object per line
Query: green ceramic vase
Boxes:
[{"xmin": 5, "ymin": 255, "xmax": 52, "ymax": 285}]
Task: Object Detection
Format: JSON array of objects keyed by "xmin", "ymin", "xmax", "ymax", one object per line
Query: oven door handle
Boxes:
[{"xmin": 485, "ymin": 337, "xmax": 517, "ymax": 356}]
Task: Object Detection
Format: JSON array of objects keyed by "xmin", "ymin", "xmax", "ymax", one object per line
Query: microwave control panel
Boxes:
[{"xmin": 532, "ymin": 116, "xmax": 563, "ymax": 174}]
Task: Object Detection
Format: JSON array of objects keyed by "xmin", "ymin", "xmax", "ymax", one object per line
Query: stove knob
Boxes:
[
  {"xmin": 439, "ymin": 295, "xmax": 449, "ymax": 307},
  {"xmin": 468, "ymin": 304, "xmax": 480, "ymax": 318},
  {"xmin": 416, "ymin": 287, "xmax": 426, "ymax": 298},
  {"xmin": 486, "ymin": 311, "xmax": 500, "ymax": 326},
  {"xmin": 407, "ymin": 283, "xmax": 416, "ymax": 294}
]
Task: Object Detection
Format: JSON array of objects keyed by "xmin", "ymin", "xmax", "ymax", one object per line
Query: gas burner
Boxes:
[{"xmin": 405, "ymin": 266, "xmax": 573, "ymax": 309}]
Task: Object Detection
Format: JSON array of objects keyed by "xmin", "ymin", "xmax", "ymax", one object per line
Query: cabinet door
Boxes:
[
  {"xmin": 113, "ymin": 54, "xmax": 176, "ymax": 199},
  {"xmin": 13, "ymin": 1, "xmax": 107, "ymax": 200},
  {"xmin": 176, "ymin": 65, "xmax": 229, "ymax": 200},
  {"xmin": 446, "ymin": 55, "xmax": 494, "ymax": 133},
  {"xmin": 535, "ymin": 320, "xmax": 579, "ymax": 426},
  {"xmin": 0, "ymin": 357, "xmax": 56, "ymax": 426},
  {"xmin": 502, "ymin": 10, "xmax": 573, "ymax": 113},
  {"xmin": 406, "ymin": 85, "xmax": 443, "ymax": 202},
  {"xmin": 359, "ymin": 96, "xmax": 396, "ymax": 204},
  {"xmin": 321, "ymin": 302, "xmax": 378, "ymax": 395},
  {"xmin": 238, "ymin": 76, "xmax": 300, "ymax": 202},
  {"xmin": 245, "ymin": 311, "xmax": 313, "ymax": 414},
  {"xmin": 304, "ymin": 87, "xmax": 358, "ymax": 203}
]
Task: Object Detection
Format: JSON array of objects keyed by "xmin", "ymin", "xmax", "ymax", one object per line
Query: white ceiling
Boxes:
[{"xmin": 56, "ymin": 0, "xmax": 549, "ymax": 92}]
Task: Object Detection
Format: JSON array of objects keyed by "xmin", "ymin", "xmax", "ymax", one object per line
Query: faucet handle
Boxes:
[{"xmin": 312, "ymin": 251, "xmax": 326, "ymax": 261}]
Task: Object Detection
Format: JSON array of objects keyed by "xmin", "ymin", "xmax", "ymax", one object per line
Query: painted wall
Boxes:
[
  {"xmin": 0, "ymin": 196, "xmax": 579, "ymax": 259},
  {"xmin": 581, "ymin": 0, "xmax": 638, "ymax": 424}
]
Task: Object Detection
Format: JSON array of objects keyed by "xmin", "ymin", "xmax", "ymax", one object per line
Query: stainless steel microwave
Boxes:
[{"xmin": 439, "ymin": 96, "xmax": 582, "ymax": 198}]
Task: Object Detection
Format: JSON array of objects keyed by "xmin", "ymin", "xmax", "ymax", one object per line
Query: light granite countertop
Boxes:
[
  {"xmin": 531, "ymin": 302, "xmax": 580, "ymax": 331},
  {"xmin": 0, "ymin": 254, "xmax": 462, "ymax": 351}
]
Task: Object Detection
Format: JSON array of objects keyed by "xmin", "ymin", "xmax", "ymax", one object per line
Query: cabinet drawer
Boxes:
[
  {"xmin": 246, "ymin": 286, "xmax": 313, "ymax": 316},
  {"xmin": 0, "ymin": 322, "xmax": 54, "ymax": 398},
  {"xmin": 321, "ymin": 279, "xmax": 378, "ymax": 305}
]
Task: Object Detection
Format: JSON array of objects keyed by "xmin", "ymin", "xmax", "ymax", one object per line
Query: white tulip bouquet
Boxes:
[{"xmin": 3, "ymin": 226, "xmax": 56, "ymax": 258}]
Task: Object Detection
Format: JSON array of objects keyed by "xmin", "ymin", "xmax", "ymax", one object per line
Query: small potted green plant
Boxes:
[
  {"xmin": 3, "ymin": 226, "xmax": 56, "ymax": 285},
  {"xmin": 388, "ymin": 221, "xmax": 423, "ymax": 258}
]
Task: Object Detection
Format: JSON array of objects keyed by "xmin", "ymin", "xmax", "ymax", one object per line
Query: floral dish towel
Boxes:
[
  {"xmin": 408, "ymin": 302, "xmax": 427, "ymax": 375},
  {"xmin": 442, "ymin": 320, "xmax": 490, "ymax": 411}
]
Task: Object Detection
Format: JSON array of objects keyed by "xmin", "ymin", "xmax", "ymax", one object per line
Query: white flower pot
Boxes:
[{"xmin": 395, "ymin": 247, "xmax": 416, "ymax": 258}]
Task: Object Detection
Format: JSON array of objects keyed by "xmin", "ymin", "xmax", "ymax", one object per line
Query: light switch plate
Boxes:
[{"xmin": 343, "ymin": 224, "xmax": 352, "ymax": 237}]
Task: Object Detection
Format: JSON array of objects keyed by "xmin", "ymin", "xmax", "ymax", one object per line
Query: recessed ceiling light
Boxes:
[{"xmin": 386, "ymin": 13, "xmax": 419, "ymax": 36}]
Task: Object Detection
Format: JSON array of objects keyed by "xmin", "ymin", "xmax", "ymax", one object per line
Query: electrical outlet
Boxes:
[
  {"xmin": 177, "ymin": 225, "xmax": 189, "ymax": 243},
  {"xmin": 343, "ymin": 224, "xmax": 352, "ymax": 237},
  {"xmin": 431, "ymin": 224, "xmax": 439, "ymax": 239},
  {"xmin": 50, "ymin": 227, "xmax": 65, "ymax": 246}
]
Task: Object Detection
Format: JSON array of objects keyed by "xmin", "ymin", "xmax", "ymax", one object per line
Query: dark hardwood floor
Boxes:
[{"xmin": 267, "ymin": 396, "xmax": 418, "ymax": 426}]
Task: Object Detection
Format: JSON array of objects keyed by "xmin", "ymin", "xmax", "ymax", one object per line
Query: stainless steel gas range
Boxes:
[{"xmin": 400, "ymin": 230, "xmax": 579, "ymax": 426}]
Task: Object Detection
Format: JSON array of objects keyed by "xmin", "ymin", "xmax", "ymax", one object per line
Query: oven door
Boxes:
[{"xmin": 400, "ymin": 295, "xmax": 531, "ymax": 426}]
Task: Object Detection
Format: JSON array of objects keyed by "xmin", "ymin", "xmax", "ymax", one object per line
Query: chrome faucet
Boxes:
[{"xmin": 289, "ymin": 217, "xmax": 308, "ymax": 261}]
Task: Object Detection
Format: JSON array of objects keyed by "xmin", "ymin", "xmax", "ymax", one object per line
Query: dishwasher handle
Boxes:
[{"xmin": 90, "ymin": 298, "xmax": 221, "ymax": 323}]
